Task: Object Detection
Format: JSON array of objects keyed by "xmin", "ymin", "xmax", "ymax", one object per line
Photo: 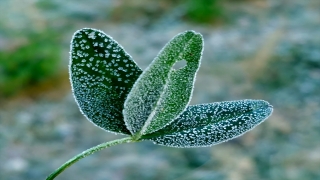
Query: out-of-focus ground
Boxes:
[{"xmin": 0, "ymin": 0, "xmax": 319, "ymax": 179}]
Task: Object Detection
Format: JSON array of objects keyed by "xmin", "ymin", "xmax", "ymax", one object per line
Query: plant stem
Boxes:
[{"xmin": 46, "ymin": 137, "xmax": 134, "ymax": 180}]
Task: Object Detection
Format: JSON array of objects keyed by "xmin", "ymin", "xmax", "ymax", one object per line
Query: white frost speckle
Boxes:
[{"xmin": 88, "ymin": 32, "xmax": 96, "ymax": 39}]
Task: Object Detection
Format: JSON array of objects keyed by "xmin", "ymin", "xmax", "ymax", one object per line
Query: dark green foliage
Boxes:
[
  {"xmin": 184, "ymin": 0, "xmax": 224, "ymax": 24},
  {"xmin": 0, "ymin": 31, "xmax": 61, "ymax": 97}
]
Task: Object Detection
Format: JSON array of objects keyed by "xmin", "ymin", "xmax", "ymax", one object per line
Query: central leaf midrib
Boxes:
[{"xmin": 136, "ymin": 34, "xmax": 197, "ymax": 138}]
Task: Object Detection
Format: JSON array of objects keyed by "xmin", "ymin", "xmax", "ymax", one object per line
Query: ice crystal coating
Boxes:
[
  {"xmin": 141, "ymin": 100, "xmax": 273, "ymax": 147},
  {"xmin": 70, "ymin": 28, "xmax": 142, "ymax": 134},
  {"xmin": 123, "ymin": 30, "xmax": 203, "ymax": 137},
  {"xmin": 69, "ymin": 28, "xmax": 273, "ymax": 149}
]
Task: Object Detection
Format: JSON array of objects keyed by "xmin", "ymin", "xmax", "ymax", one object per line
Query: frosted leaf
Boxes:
[
  {"xmin": 123, "ymin": 31, "xmax": 203, "ymax": 137},
  {"xmin": 141, "ymin": 100, "xmax": 273, "ymax": 147},
  {"xmin": 70, "ymin": 28, "xmax": 142, "ymax": 135}
]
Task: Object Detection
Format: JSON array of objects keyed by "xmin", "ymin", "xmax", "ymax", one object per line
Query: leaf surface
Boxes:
[
  {"xmin": 70, "ymin": 28, "xmax": 142, "ymax": 134},
  {"xmin": 123, "ymin": 30, "xmax": 203, "ymax": 137},
  {"xmin": 141, "ymin": 100, "xmax": 273, "ymax": 147}
]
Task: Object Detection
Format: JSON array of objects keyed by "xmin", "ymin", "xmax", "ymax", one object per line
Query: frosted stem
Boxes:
[{"xmin": 46, "ymin": 137, "xmax": 134, "ymax": 180}]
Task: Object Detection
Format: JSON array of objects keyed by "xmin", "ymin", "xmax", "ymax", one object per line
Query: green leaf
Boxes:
[
  {"xmin": 70, "ymin": 28, "xmax": 142, "ymax": 135},
  {"xmin": 123, "ymin": 30, "xmax": 203, "ymax": 137},
  {"xmin": 141, "ymin": 100, "xmax": 273, "ymax": 147}
]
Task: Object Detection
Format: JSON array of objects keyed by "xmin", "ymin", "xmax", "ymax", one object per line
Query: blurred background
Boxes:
[{"xmin": 0, "ymin": 0, "xmax": 319, "ymax": 179}]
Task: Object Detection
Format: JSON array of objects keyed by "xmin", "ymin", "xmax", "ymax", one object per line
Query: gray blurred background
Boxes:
[{"xmin": 0, "ymin": 0, "xmax": 319, "ymax": 179}]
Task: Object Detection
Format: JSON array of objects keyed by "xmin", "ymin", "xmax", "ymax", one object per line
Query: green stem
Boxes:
[{"xmin": 46, "ymin": 137, "xmax": 134, "ymax": 180}]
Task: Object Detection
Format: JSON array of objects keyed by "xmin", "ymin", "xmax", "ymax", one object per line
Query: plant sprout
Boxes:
[{"xmin": 47, "ymin": 28, "xmax": 273, "ymax": 179}]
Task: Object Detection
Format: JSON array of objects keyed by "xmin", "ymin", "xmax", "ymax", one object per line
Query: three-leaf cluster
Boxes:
[{"xmin": 70, "ymin": 28, "xmax": 273, "ymax": 148}]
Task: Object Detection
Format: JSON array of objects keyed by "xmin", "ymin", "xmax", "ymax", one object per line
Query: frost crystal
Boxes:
[
  {"xmin": 141, "ymin": 100, "xmax": 273, "ymax": 147},
  {"xmin": 70, "ymin": 28, "xmax": 142, "ymax": 134}
]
